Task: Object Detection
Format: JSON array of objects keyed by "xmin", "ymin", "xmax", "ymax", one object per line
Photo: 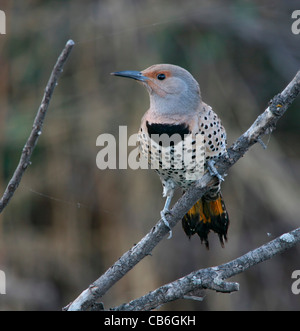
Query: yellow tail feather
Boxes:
[{"xmin": 182, "ymin": 194, "xmax": 229, "ymax": 248}]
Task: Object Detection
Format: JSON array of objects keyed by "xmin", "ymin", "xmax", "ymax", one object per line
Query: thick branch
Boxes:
[
  {"xmin": 66, "ymin": 69, "xmax": 300, "ymax": 311},
  {"xmin": 112, "ymin": 228, "xmax": 300, "ymax": 310},
  {"xmin": 0, "ymin": 40, "xmax": 75, "ymax": 213}
]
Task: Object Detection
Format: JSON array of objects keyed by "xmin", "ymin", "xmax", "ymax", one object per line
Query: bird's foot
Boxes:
[
  {"xmin": 207, "ymin": 159, "xmax": 224, "ymax": 182},
  {"xmin": 160, "ymin": 209, "xmax": 172, "ymax": 239}
]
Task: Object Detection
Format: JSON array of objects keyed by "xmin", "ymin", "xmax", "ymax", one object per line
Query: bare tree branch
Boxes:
[
  {"xmin": 65, "ymin": 69, "xmax": 300, "ymax": 311},
  {"xmin": 0, "ymin": 39, "xmax": 75, "ymax": 213},
  {"xmin": 112, "ymin": 228, "xmax": 300, "ymax": 310}
]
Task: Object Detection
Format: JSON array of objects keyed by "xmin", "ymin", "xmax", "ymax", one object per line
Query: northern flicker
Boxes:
[{"xmin": 112, "ymin": 64, "xmax": 229, "ymax": 248}]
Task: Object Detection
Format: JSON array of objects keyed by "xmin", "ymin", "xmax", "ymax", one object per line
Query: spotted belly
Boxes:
[{"xmin": 138, "ymin": 124, "xmax": 206, "ymax": 190}]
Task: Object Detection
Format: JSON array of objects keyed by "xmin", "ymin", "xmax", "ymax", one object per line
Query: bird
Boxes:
[{"xmin": 111, "ymin": 64, "xmax": 229, "ymax": 248}]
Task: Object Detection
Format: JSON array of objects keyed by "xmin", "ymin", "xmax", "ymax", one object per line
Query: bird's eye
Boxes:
[{"xmin": 157, "ymin": 73, "xmax": 166, "ymax": 80}]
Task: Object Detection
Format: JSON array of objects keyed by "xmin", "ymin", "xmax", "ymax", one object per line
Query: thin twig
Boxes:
[
  {"xmin": 0, "ymin": 40, "xmax": 75, "ymax": 213},
  {"xmin": 65, "ymin": 69, "xmax": 300, "ymax": 311}
]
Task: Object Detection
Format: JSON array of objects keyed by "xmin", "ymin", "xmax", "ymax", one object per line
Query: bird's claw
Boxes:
[
  {"xmin": 160, "ymin": 209, "xmax": 172, "ymax": 239},
  {"xmin": 207, "ymin": 159, "xmax": 224, "ymax": 182}
]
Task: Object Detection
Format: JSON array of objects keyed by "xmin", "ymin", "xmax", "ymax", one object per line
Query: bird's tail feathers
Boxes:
[{"xmin": 182, "ymin": 193, "xmax": 229, "ymax": 248}]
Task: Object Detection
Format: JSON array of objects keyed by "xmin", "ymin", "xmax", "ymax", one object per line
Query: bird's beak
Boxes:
[{"xmin": 111, "ymin": 70, "xmax": 148, "ymax": 82}]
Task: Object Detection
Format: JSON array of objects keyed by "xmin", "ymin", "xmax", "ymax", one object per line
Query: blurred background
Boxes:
[{"xmin": 0, "ymin": 0, "xmax": 300, "ymax": 311}]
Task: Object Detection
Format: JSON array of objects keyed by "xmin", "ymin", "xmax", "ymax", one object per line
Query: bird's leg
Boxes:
[
  {"xmin": 207, "ymin": 159, "xmax": 224, "ymax": 182},
  {"xmin": 160, "ymin": 195, "xmax": 173, "ymax": 239}
]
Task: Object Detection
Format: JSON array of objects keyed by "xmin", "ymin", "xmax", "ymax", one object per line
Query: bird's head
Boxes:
[{"xmin": 111, "ymin": 64, "xmax": 201, "ymax": 115}]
